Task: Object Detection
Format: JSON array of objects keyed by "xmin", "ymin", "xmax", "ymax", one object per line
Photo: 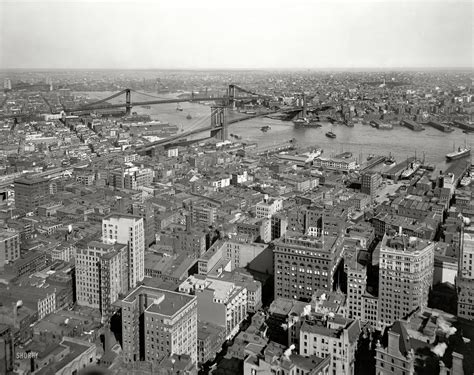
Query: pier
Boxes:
[
  {"xmin": 360, "ymin": 156, "xmax": 386, "ymax": 172},
  {"xmin": 382, "ymin": 157, "xmax": 416, "ymax": 180}
]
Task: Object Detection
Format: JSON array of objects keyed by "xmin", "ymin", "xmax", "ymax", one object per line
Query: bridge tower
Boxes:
[
  {"xmin": 302, "ymin": 93, "xmax": 307, "ymax": 118},
  {"xmin": 125, "ymin": 89, "xmax": 132, "ymax": 116},
  {"xmin": 210, "ymin": 106, "xmax": 228, "ymax": 141},
  {"xmin": 228, "ymin": 84, "xmax": 235, "ymax": 109}
]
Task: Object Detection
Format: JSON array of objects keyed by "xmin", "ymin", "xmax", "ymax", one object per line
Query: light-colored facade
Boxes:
[
  {"xmin": 313, "ymin": 157, "xmax": 357, "ymax": 171},
  {"xmin": 179, "ymin": 275, "xmax": 247, "ymax": 340},
  {"xmin": 299, "ymin": 315, "xmax": 360, "ymax": 375},
  {"xmin": 76, "ymin": 241, "xmax": 128, "ymax": 317},
  {"xmin": 378, "ymin": 234, "xmax": 434, "ymax": 327},
  {"xmin": 458, "ymin": 226, "xmax": 474, "ymax": 320},
  {"xmin": 255, "ymin": 197, "xmax": 283, "ymax": 219},
  {"xmin": 102, "ymin": 214, "xmax": 145, "ymax": 290},
  {"xmin": 0, "ymin": 229, "xmax": 20, "ymax": 269},
  {"xmin": 120, "ymin": 285, "xmax": 198, "ymax": 366}
]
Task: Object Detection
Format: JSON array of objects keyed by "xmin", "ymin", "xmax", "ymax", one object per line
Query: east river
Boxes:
[{"xmin": 79, "ymin": 91, "xmax": 473, "ymax": 170}]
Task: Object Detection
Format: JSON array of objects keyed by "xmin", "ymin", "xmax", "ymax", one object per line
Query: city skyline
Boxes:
[{"xmin": 1, "ymin": 0, "xmax": 472, "ymax": 70}]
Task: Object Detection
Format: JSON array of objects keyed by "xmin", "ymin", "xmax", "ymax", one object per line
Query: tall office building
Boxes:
[
  {"xmin": 0, "ymin": 229, "xmax": 20, "ymax": 270},
  {"xmin": 273, "ymin": 232, "xmax": 345, "ymax": 300},
  {"xmin": 0, "ymin": 324, "xmax": 14, "ymax": 375},
  {"xmin": 3, "ymin": 79, "xmax": 12, "ymax": 90},
  {"xmin": 361, "ymin": 171, "xmax": 381, "ymax": 199},
  {"xmin": 75, "ymin": 241, "xmax": 128, "ymax": 318},
  {"xmin": 345, "ymin": 247, "xmax": 378, "ymax": 327},
  {"xmin": 457, "ymin": 226, "xmax": 474, "ymax": 320},
  {"xmin": 120, "ymin": 285, "xmax": 198, "ymax": 366},
  {"xmin": 377, "ymin": 233, "xmax": 434, "ymax": 327},
  {"xmin": 102, "ymin": 214, "xmax": 145, "ymax": 290},
  {"xmin": 179, "ymin": 275, "xmax": 248, "ymax": 340},
  {"xmin": 14, "ymin": 176, "xmax": 50, "ymax": 213}
]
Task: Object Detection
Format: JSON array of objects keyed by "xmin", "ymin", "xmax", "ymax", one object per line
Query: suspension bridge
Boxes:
[{"xmin": 0, "ymin": 84, "xmax": 336, "ymax": 152}]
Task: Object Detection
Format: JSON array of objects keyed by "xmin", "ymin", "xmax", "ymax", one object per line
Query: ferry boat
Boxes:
[
  {"xmin": 446, "ymin": 146, "xmax": 471, "ymax": 161},
  {"xmin": 261, "ymin": 125, "xmax": 271, "ymax": 132},
  {"xmin": 325, "ymin": 131, "xmax": 336, "ymax": 139},
  {"xmin": 293, "ymin": 118, "xmax": 307, "ymax": 126},
  {"xmin": 293, "ymin": 117, "xmax": 322, "ymax": 128},
  {"xmin": 186, "ymin": 114, "xmax": 192, "ymax": 120}
]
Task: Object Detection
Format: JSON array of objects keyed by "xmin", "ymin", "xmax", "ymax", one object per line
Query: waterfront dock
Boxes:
[
  {"xmin": 360, "ymin": 155, "xmax": 386, "ymax": 172},
  {"xmin": 382, "ymin": 157, "xmax": 416, "ymax": 180},
  {"xmin": 426, "ymin": 120, "xmax": 454, "ymax": 133},
  {"xmin": 401, "ymin": 119, "xmax": 425, "ymax": 131}
]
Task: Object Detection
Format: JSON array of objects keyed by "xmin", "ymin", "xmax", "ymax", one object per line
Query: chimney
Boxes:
[
  {"xmin": 451, "ymin": 352, "xmax": 464, "ymax": 375},
  {"xmin": 388, "ymin": 330, "xmax": 401, "ymax": 355},
  {"xmin": 12, "ymin": 302, "xmax": 18, "ymax": 328}
]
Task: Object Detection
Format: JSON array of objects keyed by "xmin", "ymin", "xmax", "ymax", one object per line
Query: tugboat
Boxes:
[
  {"xmin": 325, "ymin": 131, "xmax": 336, "ymax": 139},
  {"xmin": 384, "ymin": 154, "xmax": 396, "ymax": 165},
  {"xmin": 186, "ymin": 113, "xmax": 192, "ymax": 120}
]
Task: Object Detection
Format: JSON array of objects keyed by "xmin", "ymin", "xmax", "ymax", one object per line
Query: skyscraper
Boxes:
[
  {"xmin": 120, "ymin": 285, "xmax": 198, "ymax": 366},
  {"xmin": 457, "ymin": 226, "xmax": 474, "ymax": 320},
  {"xmin": 377, "ymin": 233, "xmax": 434, "ymax": 327},
  {"xmin": 14, "ymin": 176, "xmax": 50, "ymax": 213},
  {"xmin": 75, "ymin": 241, "xmax": 128, "ymax": 318},
  {"xmin": 102, "ymin": 214, "xmax": 145, "ymax": 290},
  {"xmin": 273, "ymin": 232, "xmax": 345, "ymax": 300},
  {"xmin": 361, "ymin": 171, "xmax": 381, "ymax": 199}
]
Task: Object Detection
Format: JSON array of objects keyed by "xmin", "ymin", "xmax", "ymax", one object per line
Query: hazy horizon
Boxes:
[{"xmin": 1, "ymin": 0, "xmax": 472, "ymax": 70}]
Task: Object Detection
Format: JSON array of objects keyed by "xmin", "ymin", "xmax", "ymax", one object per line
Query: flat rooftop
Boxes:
[{"xmin": 123, "ymin": 285, "xmax": 195, "ymax": 318}]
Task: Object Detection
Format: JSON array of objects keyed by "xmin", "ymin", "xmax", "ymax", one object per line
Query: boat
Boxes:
[
  {"xmin": 186, "ymin": 114, "xmax": 192, "ymax": 120},
  {"xmin": 340, "ymin": 152, "xmax": 352, "ymax": 159},
  {"xmin": 367, "ymin": 154, "xmax": 375, "ymax": 161},
  {"xmin": 293, "ymin": 117, "xmax": 322, "ymax": 128},
  {"xmin": 344, "ymin": 120, "xmax": 354, "ymax": 127},
  {"xmin": 260, "ymin": 125, "xmax": 271, "ymax": 132},
  {"xmin": 293, "ymin": 118, "xmax": 307, "ymax": 126},
  {"xmin": 446, "ymin": 146, "xmax": 471, "ymax": 161},
  {"xmin": 325, "ymin": 131, "xmax": 336, "ymax": 139},
  {"xmin": 176, "ymin": 104, "xmax": 183, "ymax": 111},
  {"xmin": 401, "ymin": 160, "xmax": 421, "ymax": 179},
  {"xmin": 384, "ymin": 154, "xmax": 395, "ymax": 165}
]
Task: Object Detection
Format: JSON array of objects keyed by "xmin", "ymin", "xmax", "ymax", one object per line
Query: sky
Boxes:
[{"xmin": 0, "ymin": 0, "xmax": 472, "ymax": 70}]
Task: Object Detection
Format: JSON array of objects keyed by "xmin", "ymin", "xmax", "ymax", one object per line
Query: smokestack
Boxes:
[{"xmin": 12, "ymin": 302, "xmax": 18, "ymax": 328}]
